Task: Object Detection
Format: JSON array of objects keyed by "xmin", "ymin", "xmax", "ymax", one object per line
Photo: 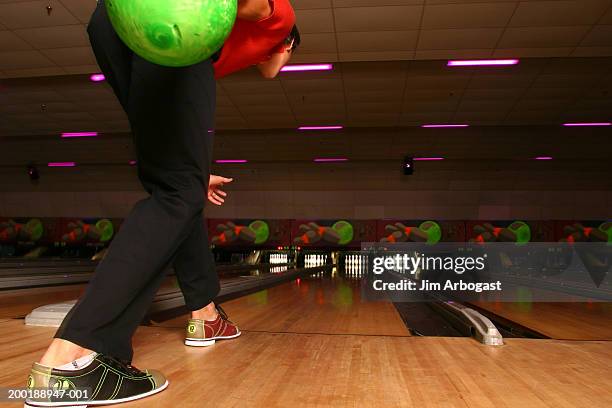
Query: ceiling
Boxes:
[
  {"xmin": 0, "ymin": 0, "xmax": 611, "ymax": 136},
  {"xmin": 1, "ymin": 0, "xmax": 612, "ymax": 78},
  {"xmin": 1, "ymin": 57, "xmax": 611, "ymax": 135}
]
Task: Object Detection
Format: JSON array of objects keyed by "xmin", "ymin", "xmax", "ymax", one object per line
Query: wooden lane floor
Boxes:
[
  {"xmin": 156, "ymin": 273, "xmax": 410, "ymax": 337},
  {"xmin": 1, "ymin": 320, "xmax": 612, "ymax": 407},
  {"xmin": 0, "ymin": 284, "xmax": 85, "ymax": 319},
  {"xmin": 472, "ymin": 301, "xmax": 612, "ymax": 340},
  {"xmin": 1, "ymin": 274, "xmax": 612, "ymax": 407},
  {"xmin": 0, "ymin": 276, "xmax": 184, "ymax": 320}
]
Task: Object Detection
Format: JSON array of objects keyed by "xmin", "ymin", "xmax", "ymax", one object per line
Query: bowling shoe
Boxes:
[
  {"xmin": 24, "ymin": 354, "xmax": 167, "ymax": 407},
  {"xmin": 184, "ymin": 306, "xmax": 241, "ymax": 347}
]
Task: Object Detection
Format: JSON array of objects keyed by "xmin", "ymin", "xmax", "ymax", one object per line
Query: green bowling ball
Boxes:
[
  {"xmin": 95, "ymin": 219, "xmax": 115, "ymax": 242},
  {"xmin": 508, "ymin": 221, "xmax": 531, "ymax": 244},
  {"xmin": 249, "ymin": 220, "xmax": 270, "ymax": 244},
  {"xmin": 25, "ymin": 219, "xmax": 43, "ymax": 242},
  {"xmin": 106, "ymin": 0, "xmax": 237, "ymax": 67},
  {"xmin": 419, "ymin": 221, "xmax": 442, "ymax": 245},
  {"xmin": 332, "ymin": 221, "xmax": 354, "ymax": 245},
  {"xmin": 599, "ymin": 222, "xmax": 612, "ymax": 244}
]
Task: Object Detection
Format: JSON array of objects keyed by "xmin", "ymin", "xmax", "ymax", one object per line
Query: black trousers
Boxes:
[{"xmin": 56, "ymin": 0, "xmax": 219, "ymax": 362}]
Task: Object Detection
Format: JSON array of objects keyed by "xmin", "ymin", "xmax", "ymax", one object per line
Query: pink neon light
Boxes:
[
  {"xmin": 534, "ymin": 156, "xmax": 553, "ymax": 160},
  {"xmin": 447, "ymin": 59, "xmax": 519, "ymax": 67},
  {"xmin": 90, "ymin": 73, "xmax": 105, "ymax": 82},
  {"xmin": 215, "ymin": 159, "xmax": 248, "ymax": 164},
  {"xmin": 61, "ymin": 132, "xmax": 98, "ymax": 138},
  {"xmin": 298, "ymin": 126, "xmax": 344, "ymax": 131},
  {"xmin": 313, "ymin": 158, "xmax": 348, "ymax": 163},
  {"xmin": 563, "ymin": 122, "xmax": 611, "ymax": 127},
  {"xmin": 129, "ymin": 160, "xmax": 137, "ymax": 166},
  {"xmin": 48, "ymin": 162, "xmax": 76, "ymax": 167},
  {"xmin": 421, "ymin": 124, "xmax": 469, "ymax": 128},
  {"xmin": 281, "ymin": 64, "xmax": 333, "ymax": 72},
  {"xmin": 414, "ymin": 157, "xmax": 445, "ymax": 161}
]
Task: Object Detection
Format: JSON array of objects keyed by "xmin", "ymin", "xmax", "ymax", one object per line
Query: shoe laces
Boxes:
[
  {"xmin": 216, "ymin": 305, "xmax": 235, "ymax": 325},
  {"xmin": 100, "ymin": 355, "xmax": 144, "ymax": 377}
]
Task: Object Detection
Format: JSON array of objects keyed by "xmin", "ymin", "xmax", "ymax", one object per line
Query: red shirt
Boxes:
[{"xmin": 213, "ymin": 0, "xmax": 295, "ymax": 79}]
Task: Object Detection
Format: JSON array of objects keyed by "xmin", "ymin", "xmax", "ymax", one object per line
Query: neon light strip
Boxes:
[
  {"xmin": 313, "ymin": 158, "xmax": 348, "ymax": 163},
  {"xmin": 448, "ymin": 59, "xmax": 519, "ymax": 67},
  {"xmin": 298, "ymin": 126, "xmax": 344, "ymax": 131},
  {"xmin": 534, "ymin": 157, "xmax": 553, "ymax": 160},
  {"xmin": 89, "ymin": 73, "xmax": 105, "ymax": 82},
  {"xmin": 563, "ymin": 122, "xmax": 611, "ymax": 127},
  {"xmin": 215, "ymin": 160, "xmax": 248, "ymax": 164},
  {"xmin": 61, "ymin": 132, "xmax": 98, "ymax": 138},
  {"xmin": 414, "ymin": 157, "xmax": 445, "ymax": 161},
  {"xmin": 48, "ymin": 162, "xmax": 76, "ymax": 167},
  {"xmin": 421, "ymin": 124, "xmax": 469, "ymax": 128},
  {"xmin": 281, "ymin": 64, "xmax": 333, "ymax": 72}
]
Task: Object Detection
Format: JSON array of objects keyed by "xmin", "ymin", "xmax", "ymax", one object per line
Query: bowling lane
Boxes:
[
  {"xmin": 0, "ymin": 285, "xmax": 85, "ymax": 319},
  {"xmin": 471, "ymin": 301, "xmax": 612, "ymax": 340},
  {"xmin": 0, "ymin": 276, "xmax": 181, "ymax": 320},
  {"xmin": 0, "ymin": 261, "xmax": 295, "ymax": 320},
  {"xmin": 2, "ymin": 310, "xmax": 612, "ymax": 406},
  {"xmin": 157, "ymin": 269, "xmax": 410, "ymax": 337}
]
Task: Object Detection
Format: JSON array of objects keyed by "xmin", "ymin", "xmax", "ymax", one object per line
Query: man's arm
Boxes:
[
  {"xmin": 237, "ymin": 0, "xmax": 272, "ymax": 21},
  {"xmin": 257, "ymin": 43, "xmax": 292, "ymax": 79}
]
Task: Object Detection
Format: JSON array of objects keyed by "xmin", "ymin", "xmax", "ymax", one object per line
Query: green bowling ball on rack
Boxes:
[
  {"xmin": 24, "ymin": 218, "xmax": 44, "ymax": 242},
  {"xmin": 332, "ymin": 221, "xmax": 354, "ymax": 245},
  {"xmin": 95, "ymin": 219, "xmax": 115, "ymax": 242},
  {"xmin": 419, "ymin": 221, "xmax": 442, "ymax": 245},
  {"xmin": 249, "ymin": 220, "xmax": 270, "ymax": 245},
  {"xmin": 599, "ymin": 222, "xmax": 612, "ymax": 244},
  {"xmin": 508, "ymin": 221, "xmax": 531, "ymax": 244},
  {"xmin": 106, "ymin": 0, "xmax": 237, "ymax": 67}
]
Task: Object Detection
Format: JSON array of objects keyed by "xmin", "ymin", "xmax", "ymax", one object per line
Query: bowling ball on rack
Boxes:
[
  {"xmin": 599, "ymin": 222, "xmax": 612, "ymax": 244},
  {"xmin": 332, "ymin": 221, "xmax": 354, "ymax": 245},
  {"xmin": 106, "ymin": 0, "xmax": 237, "ymax": 67},
  {"xmin": 419, "ymin": 221, "xmax": 441, "ymax": 245},
  {"xmin": 24, "ymin": 218, "xmax": 44, "ymax": 242},
  {"xmin": 95, "ymin": 219, "xmax": 115, "ymax": 242},
  {"xmin": 249, "ymin": 220, "xmax": 270, "ymax": 244},
  {"xmin": 508, "ymin": 221, "xmax": 531, "ymax": 244}
]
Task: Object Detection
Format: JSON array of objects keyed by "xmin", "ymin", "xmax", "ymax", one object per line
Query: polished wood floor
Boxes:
[
  {"xmin": 158, "ymin": 273, "xmax": 409, "ymax": 337},
  {"xmin": 1, "ymin": 272, "xmax": 611, "ymax": 407},
  {"xmin": 0, "ymin": 277, "xmax": 181, "ymax": 320},
  {"xmin": 0, "ymin": 284, "xmax": 85, "ymax": 319},
  {"xmin": 473, "ymin": 301, "xmax": 612, "ymax": 340}
]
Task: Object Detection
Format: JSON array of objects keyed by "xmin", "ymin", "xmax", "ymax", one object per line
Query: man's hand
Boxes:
[{"xmin": 208, "ymin": 175, "xmax": 233, "ymax": 206}]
